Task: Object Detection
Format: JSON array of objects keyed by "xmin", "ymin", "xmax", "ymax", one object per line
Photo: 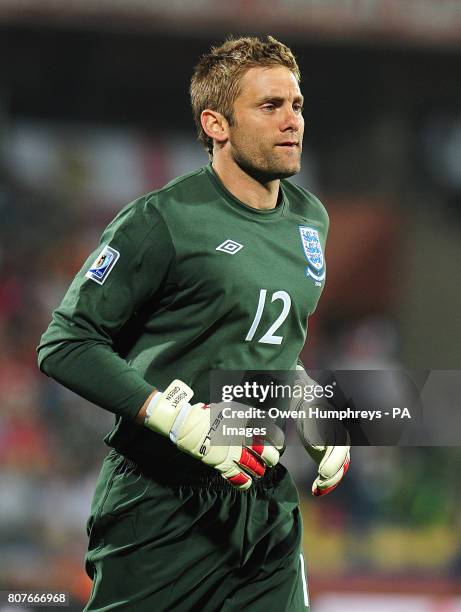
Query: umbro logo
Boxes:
[{"xmin": 215, "ymin": 239, "xmax": 244, "ymax": 255}]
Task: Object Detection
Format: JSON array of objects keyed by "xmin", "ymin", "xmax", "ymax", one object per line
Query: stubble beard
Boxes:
[{"xmin": 230, "ymin": 135, "xmax": 302, "ymax": 183}]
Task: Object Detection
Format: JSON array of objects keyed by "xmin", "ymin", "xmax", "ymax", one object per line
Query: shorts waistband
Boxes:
[{"xmin": 111, "ymin": 450, "xmax": 284, "ymax": 492}]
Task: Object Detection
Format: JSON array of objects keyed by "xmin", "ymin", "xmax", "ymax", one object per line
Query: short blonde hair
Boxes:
[{"xmin": 190, "ymin": 35, "xmax": 301, "ymax": 157}]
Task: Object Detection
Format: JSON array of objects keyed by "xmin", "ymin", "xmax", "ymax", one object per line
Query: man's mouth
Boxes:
[{"xmin": 276, "ymin": 142, "xmax": 298, "ymax": 148}]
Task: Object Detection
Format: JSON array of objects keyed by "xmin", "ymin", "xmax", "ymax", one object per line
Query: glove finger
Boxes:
[
  {"xmin": 258, "ymin": 443, "xmax": 280, "ymax": 468},
  {"xmin": 238, "ymin": 447, "xmax": 266, "ymax": 478},
  {"xmin": 202, "ymin": 445, "xmax": 254, "ymax": 489},
  {"xmin": 225, "ymin": 471, "xmax": 252, "ymax": 490},
  {"xmin": 259, "ymin": 421, "xmax": 285, "ymax": 452},
  {"xmin": 221, "ymin": 461, "xmax": 253, "ymax": 490},
  {"xmin": 312, "ymin": 474, "xmax": 341, "ymax": 497},
  {"xmin": 313, "ymin": 452, "xmax": 350, "ymax": 497},
  {"xmin": 344, "ymin": 450, "xmax": 350, "ymax": 474},
  {"xmin": 318, "ymin": 445, "xmax": 350, "ymax": 480},
  {"xmin": 248, "ymin": 432, "xmax": 282, "ymax": 468}
]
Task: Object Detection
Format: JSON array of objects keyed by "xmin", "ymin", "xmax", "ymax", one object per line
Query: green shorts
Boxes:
[{"xmin": 84, "ymin": 450, "xmax": 309, "ymax": 611}]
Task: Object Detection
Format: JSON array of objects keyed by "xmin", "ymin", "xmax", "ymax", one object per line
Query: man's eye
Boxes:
[
  {"xmin": 262, "ymin": 104, "xmax": 275, "ymax": 111},
  {"xmin": 294, "ymin": 105, "xmax": 304, "ymax": 113}
]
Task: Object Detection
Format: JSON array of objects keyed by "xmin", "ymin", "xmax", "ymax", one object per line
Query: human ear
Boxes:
[{"xmin": 200, "ymin": 110, "xmax": 229, "ymax": 145}]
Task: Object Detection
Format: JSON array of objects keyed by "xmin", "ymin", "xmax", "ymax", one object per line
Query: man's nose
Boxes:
[{"xmin": 280, "ymin": 105, "xmax": 302, "ymax": 131}]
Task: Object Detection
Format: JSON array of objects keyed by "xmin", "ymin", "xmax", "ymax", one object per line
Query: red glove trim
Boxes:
[
  {"xmin": 239, "ymin": 447, "xmax": 265, "ymax": 478},
  {"xmin": 228, "ymin": 473, "xmax": 250, "ymax": 487}
]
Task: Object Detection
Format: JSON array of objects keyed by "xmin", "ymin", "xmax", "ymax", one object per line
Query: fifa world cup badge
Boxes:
[{"xmin": 85, "ymin": 245, "xmax": 120, "ymax": 285}]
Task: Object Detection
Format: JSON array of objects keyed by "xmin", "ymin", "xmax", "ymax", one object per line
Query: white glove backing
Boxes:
[
  {"xmin": 295, "ymin": 366, "xmax": 350, "ymax": 497},
  {"xmin": 144, "ymin": 379, "xmax": 284, "ymax": 491}
]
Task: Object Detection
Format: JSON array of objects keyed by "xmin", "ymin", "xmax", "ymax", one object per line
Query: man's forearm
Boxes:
[{"xmin": 39, "ymin": 339, "xmax": 155, "ymax": 421}]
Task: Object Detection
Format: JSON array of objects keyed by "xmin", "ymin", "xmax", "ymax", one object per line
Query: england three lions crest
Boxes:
[{"xmin": 299, "ymin": 226, "xmax": 326, "ymax": 284}]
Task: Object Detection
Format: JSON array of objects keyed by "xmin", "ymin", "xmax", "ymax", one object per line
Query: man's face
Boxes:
[{"xmin": 227, "ymin": 65, "xmax": 304, "ymax": 181}]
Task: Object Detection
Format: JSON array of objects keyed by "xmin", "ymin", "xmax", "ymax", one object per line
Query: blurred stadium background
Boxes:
[{"xmin": 1, "ymin": 1, "xmax": 461, "ymax": 610}]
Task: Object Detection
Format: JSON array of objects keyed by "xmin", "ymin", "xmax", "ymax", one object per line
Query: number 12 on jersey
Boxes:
[{"xmin": 245, "ymin": 290, "xmax": 291, "ymax": 345}]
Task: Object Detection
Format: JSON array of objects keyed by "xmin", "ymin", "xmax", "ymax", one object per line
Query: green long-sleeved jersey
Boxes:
[{"xmin": 38, "ymin": 164, "xmax": 328, "ymax": 471}]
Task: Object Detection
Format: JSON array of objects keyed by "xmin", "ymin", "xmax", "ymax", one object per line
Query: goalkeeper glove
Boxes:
[
  {"xmin": 144, "ymin": 379, "xmax": 283, "ymax": 491},
  {"xmin": 295, "ymin": 366, "xmax": 350, "ymax": 497}
]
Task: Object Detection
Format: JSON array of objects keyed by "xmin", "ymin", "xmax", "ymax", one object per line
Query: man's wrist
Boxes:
[
  {"xmin": 135, "ymin": 389, "xmax": 159, "ymax": 425},
  {"xmin": 139, "ymin": 379, "xmax": 195, "ymax": 434},
  {"xmin": 144, "ymin": 391, "xmax": 163, "ymax": 425}
]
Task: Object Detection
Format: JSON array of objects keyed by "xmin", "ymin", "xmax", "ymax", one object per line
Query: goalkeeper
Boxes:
[{"xmin": 38, "ymin": 35, "xmax": 349, "ymax": 612}]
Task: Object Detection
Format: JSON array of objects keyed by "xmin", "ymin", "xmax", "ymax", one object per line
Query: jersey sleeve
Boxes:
[{"xmin": 37, "ymin": 194, "xmax": 175, "ymax": 421}]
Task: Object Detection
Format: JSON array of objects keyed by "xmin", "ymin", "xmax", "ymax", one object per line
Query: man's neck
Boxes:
[{"xmin": 211, "ymin": 157, "xmax": 280, "ymax": 211}]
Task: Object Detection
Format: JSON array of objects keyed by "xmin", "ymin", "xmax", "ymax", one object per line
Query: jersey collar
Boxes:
[{"xmin": 205, "ymin": 163, "xmax": 286, "ymax": 221}]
